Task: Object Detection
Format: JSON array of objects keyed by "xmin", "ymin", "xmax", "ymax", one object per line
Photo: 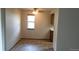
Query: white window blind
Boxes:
[{"xmin": 27, "ymin": 15, "xmax": 35, "ymax": 29}]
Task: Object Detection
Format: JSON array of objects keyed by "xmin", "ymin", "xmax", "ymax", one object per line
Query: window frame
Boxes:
[{"xmin": 27, "ymin": 14, "xmax": 35, "ymax": 30}]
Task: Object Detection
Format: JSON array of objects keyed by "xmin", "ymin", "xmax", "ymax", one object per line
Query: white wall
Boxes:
[
  {"xmin": 56, "ymin": 8, "xmax": 79, "ymax": 51},
  {"xmin": 21, "ymin": 11, "xmax": 51, "ymax": 39},
  {"xmin": 5, "ymin": 9, "xmax": 21, "ymax": 50},
  {"xmin": 0, "ymin": 8, "xmax": 3, "ymax": 51}
]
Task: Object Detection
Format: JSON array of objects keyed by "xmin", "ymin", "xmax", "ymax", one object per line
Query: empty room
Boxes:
[
  {"xmin": 1, "ymin": 8, "xmax": 79, "ymax": 51},
  {"xmin": 0, "ymin": 8, "xmax": 55, "ymax": 51}
]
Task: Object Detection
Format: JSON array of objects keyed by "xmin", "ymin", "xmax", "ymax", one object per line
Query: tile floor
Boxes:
[{"xmin": 10, "ymin": 38, "xmax": 53, "ymax": 51}]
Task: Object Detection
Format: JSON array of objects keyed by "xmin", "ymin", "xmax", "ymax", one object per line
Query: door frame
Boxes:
[{"xmin": 1, "ymin": 8, "xmax": 6, "ymax": 51}]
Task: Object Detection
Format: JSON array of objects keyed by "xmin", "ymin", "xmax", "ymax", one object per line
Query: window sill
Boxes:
[{"xmin": 27, "ymin": 29, "xmax": 35, "ymax": 30}]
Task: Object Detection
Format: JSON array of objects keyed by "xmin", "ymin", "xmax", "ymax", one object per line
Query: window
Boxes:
[{"xmin": 27, "ymin": 15, "xmax": 35, "ymax": 29}]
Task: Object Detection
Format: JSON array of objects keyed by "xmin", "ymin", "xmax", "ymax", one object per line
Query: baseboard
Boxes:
[
  {"xmin": 9, "ymin": 38, "xmax": 21, "ymax": 51},
  {"xmin": 21, "ymin": 38, "xmax": 50, "ymax": 41},
  {"xmin": 21, "ymin": 38, "xmax": 49, "ymax": 39}
]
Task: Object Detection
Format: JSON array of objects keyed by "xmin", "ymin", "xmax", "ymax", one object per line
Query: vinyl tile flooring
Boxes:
[{"xmin": 10, "ymin": 38, "xmax": 53, "ymax": 51}]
